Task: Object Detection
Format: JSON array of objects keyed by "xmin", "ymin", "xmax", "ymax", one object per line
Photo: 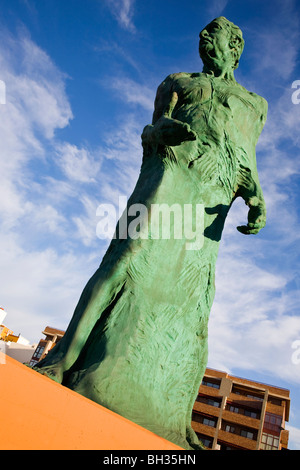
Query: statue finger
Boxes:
[{"xmin": 164, "ymin": 92, "xmax": 178, "ymax": 118}]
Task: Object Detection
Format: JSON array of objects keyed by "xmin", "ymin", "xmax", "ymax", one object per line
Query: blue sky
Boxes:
[{"xmin": 0, "ymin": 0, "xmax": 300, "ymax": 449}]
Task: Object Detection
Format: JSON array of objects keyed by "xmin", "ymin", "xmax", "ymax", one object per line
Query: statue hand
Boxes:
[
  {"xmin": 154, "ymin": 115, "xmax": 197, "ymax": 146},
  {"xmin": 237, "ymin": 196, "xmax": 266, "ymax": 235},
  {"xmin": 141, "ymin": 92, "xmax": 197, "ymax": 147}
]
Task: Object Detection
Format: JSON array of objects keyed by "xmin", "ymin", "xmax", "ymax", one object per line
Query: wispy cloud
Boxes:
[
  {"xmin": 94, "ymin": 39, "xmax": 141, "ymax": 73},
  {"xmin": 0, "ymin": 231, "xmax": 97, "ymax": 340},
  {"xmin": 0, "ymin": 30, "xmax": 73, "ymax": 229},
  {"xmin": 105, "ymin": 0, "xmax": 136, "ymax": 32},
  {"xmin": 0, "ymin": 29, "xmax": 103, "ymax": 340},
  {"xmin": 206, "ymin": 0, "xmax": 229, "ymax": 19},
  {"xmin": 208, "ymin": 245, "xmax": 300, "ymax": 384},
  {"xmin": 286, "ymin": 424, "xmax": 300, "ymax": 449},
  {"xmin": 105, "ymin": 76, "xmax": 155, "ymax": 111},
  {"xmin": 246, "ymin": 1, "xmax": 300, "ymax": 83},
  {"xmin": 55, "ymin": 142, "xmax": 102, "ymax": 183}
]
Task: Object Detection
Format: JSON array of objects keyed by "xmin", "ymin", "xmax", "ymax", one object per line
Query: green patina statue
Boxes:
[{"xmin": 35, "ymin": 17, "xmax": 267, "ymax": 450}]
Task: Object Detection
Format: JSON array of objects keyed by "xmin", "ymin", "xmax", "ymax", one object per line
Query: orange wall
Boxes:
[
  {"xmin": 0, "ymin": 354, "xmax": 182, "ymax": 450},
  {"xmin": 0, "ymin": 326, "xmax": 10, "ymax": 340}
]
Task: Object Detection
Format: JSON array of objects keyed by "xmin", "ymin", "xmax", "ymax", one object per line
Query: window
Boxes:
[
  {"xmin": 202, "ymin": 377, "xmax": 220, "ymax": 389},
  {"xmin": 225, "ymin": 424, "xmax": 236, "ymax": 434},
  {"xmin": 196, "ymin": 394, "xmax": 221, "ymax": 407},
  {"xmin": 203, "ymin": 417, "xmax": 216, "ymax": 427},
  {"xmin": 196, "ymin": 433, "xmax": 213, "ymax": 449},
  {"xmin": 219, "ymin": 443, "xmax": 241, "ymax": 451},
  {"xmin": 29, "ymin": 359, "xmax": 38, "ymax": 366},
  {"xmin": 229, "ymin": 405, "xmax": 239, "ymax": 413},
  {"xmin": 231, "ymin": 385, "xmax": 264, "ymax": 401},
  {"xmin": 246, "ymin": 393, "xmax": 263, "ymax": 401},
  {"xmin": 244, "ymin": 409, "xmax": 259, "ymax": 419},
  {"xmin": 260, "ymin": 432, "xmax": 280, "ymax": 450},
  {"xmin": 223, "ymin": 421, "xmax": 257, "ymax": 440},
  {"xmin": 192, "ymin": 411, "xmax": 217, "ymax": 427},
  {"xmin": 33, "ymin": 346, "xmax": 44, "ymax": 359},
  {"xmin": 201, "ymin": 438, "xmax": 213, "ymax": 448},
  {"xmin": 264, "ymin": 413, "xmax": 282, "ymax": 434},
  {"xmin": 207, "ymin": 398, "xmax": 221, "ymax": 407},
  {"xmin": 227, "ymin": 402, "xmax": 259, "ymax": 419},
  {"xmin": 241, "ymin": 429, "xmax": 254, "ymax": 440}
]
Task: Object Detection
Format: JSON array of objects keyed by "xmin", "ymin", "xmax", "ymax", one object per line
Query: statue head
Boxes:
[{"xmin": 199, "ymin": 17, "xmax": 244, "ymax": 77}]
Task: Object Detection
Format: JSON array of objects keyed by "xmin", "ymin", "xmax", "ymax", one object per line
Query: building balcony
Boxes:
[
  {"xmin": 193, "ymin": 400, "xmax": 221, "ymax": 418},
  {"xmin": 221, "ymin": 409, "xmax": 260, "ymax": 430},
  {"xmin": 192, "ymin": 420, "xmax": 216, "ymax": 438},
  {"xmin": 217, "ymin": 429, "xmax": 257, "ymax": 450},
  {"xmin": 198, "ymin": 384, "xmax": 221, "ymax": 397},
  {"xmin": 228, "ymin": 391, "xmax": 264, "ymax": 409}
]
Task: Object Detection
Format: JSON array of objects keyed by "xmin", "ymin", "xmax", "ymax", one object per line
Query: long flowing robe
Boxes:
[{"xmin": 35, "ymin": 72, "xmax": 267, "ymax": 450}]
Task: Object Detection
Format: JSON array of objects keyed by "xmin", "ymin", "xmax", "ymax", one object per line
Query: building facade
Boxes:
[
  {"xmin": 191, "ymin": 368, "xmax": 290, "ymax": 450},
  {"xmin": 29, "ymin": 326, "xmax": 65, "ymax": 366}
]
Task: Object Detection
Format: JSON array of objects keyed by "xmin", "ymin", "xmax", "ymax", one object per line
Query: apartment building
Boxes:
[
  {"xmin": 191, "ymin": 368, "xmax": 290, "ymax": 450},
  {"xmin": 29, "ymin": 326, "xmax": 65, "ymax": 366}
]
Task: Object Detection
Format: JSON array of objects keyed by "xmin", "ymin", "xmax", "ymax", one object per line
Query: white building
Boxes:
[
  {"xmin": 2, "ymin": 341, "xmax": 37, "ymax": 364},
  {"xmin": 0, "ymin": 307, "xmax": 7, "ymax": 324}
]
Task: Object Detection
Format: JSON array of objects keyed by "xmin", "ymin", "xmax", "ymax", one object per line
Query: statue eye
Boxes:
[{"xmin": 210, "ymin": 23, "xmax": 222, "ymax": 32}]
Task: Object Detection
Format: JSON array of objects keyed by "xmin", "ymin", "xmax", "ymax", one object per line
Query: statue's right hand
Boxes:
[
  {"xmin": 154, "ymin": 116, "xmax": 197, "ymax": 147},
  {"xmin": 141, "ymin": 92, "xmax": 197, "ymax": 147}
]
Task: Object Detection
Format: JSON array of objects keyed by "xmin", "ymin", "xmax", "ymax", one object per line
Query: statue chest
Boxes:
[{"xmin": 172, "ymin": 74, "xmax": 257, "ymax": 147}]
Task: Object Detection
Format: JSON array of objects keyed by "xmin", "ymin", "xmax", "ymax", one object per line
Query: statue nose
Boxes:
[{"xmin": 200, "ymin": 29, "xmax": 208, "ymax": 38}]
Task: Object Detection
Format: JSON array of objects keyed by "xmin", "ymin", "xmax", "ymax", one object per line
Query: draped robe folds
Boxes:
[{"xmin": 34, "ymin": 72, "xmax": 267, "ymax": 450}]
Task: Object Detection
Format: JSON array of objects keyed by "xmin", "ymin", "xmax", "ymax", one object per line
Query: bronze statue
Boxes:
[{"xmin": 35, "ymin": 17, "xmax": 267, "ymax": 450}]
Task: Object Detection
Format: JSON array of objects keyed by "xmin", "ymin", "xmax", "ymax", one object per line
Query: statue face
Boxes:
[{"xmin": 199, "ymin": 19, "xmax": 233, "ymax": 68}]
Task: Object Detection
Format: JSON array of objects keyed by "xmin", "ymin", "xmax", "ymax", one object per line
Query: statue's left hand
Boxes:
[{"xmin": 237, "ymin": 196, "xmax": 266, "ymax": 235}]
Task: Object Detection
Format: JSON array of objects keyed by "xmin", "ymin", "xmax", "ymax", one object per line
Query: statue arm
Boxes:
[
  {"xmin": 236, "ymin": 97, "xmax": 268, "ymax": 235},
  {"xmin": 236, "ymin": 165, "xmax": 266, "ymax": 235},
  {"xmin": 141, "ymin": 75, "xmax": 196, "ymax": 148}
]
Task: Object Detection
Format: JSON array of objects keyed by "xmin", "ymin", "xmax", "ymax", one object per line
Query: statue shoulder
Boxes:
[
  {"xmin": 153, "ymin": 73, "xmax": 192, "ymax": 122},
  {"xmin": 158, "ymin": 72, "xmax": 191, "ymax": 87},
  {"xmin": 248, "ymin": 91, "xmax": 268, "ymax": 131},
  {"xmin": 249, "ymin": 90, "xmax": 268, "ymax": 117},
  {"xmin": 237, "ymin": 83, "xmax": 268, "ymax": 118}
]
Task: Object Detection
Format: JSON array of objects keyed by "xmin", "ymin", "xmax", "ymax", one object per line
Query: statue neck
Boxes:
[{"xmin": 202, "ymin": 63, "xmax": 236, "ymax": 81}]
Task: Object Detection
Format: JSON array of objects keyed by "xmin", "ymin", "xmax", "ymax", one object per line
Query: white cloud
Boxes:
[
  {"xmin": 105, "ymin": 0, "xmax": 136, "ymax": 32},
  {"xmin": 0, "ymin": 29, "xmax": 102, "ymax": 342},
  {"xmin": 0, "ymin": 231, "xmax": 98, "ymax": 343},
  {"xmin": 207, "ymin": 206, "xmax": 300, "ymax": 385},
  {"xmin": 253, "ymin": 32, "xmax": 298, "ymax": 80},
  {"xmin": 0, "ymin": 30, "xmax": 73, "ymax": 228},
  {"xmin": 286, "ymin": 424, "xmax": 300, "ymax": 450},
  {"xmin": 72, "ymin": 195, "xmax": 103, "ymax": 247},
  {"xmin": 0, "ymin": 27, "xmax": 149, "ymax": 347},
  {"xmin": 94, "ymin": 39, "xmax": 141, "ymax": 73},
  {"xmin": 55, "ymin": 142, "xmax": 102, "ymax": 183},
  {"xmin": 99, "ymin": 113, "xmax": 143, "ymax": 198},
  {"xmin": 0, "ymin": 34, "xmax": 72, "ymax": 138},
  {"xmin": 30, "ymin": 203, "xmax": 67, "ymax": 236},
  {"xmin": 206, "ymin": 0, "xmax": 229, "ymax": 19},
  {"xmin": 106, "ymin": 76, "xmax": 155, "ymax": 111},
  {"xmin": 248, "ymin": 1, "xmax": 300, "ymax": 82}
]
